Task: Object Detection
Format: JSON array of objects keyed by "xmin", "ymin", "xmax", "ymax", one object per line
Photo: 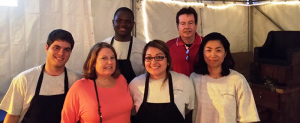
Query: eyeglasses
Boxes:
[
  {"xmin": 186, "ymin": 49, "xmax": 189, "ymax": 62},
  {"xmin": 145, "ymin": 56, "xmax": 166, "ymax": 62}
]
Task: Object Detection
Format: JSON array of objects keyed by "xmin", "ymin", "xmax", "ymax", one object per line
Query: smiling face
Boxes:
[
  {"xmin": 46, "ymin": 40, "xmax": 72, "ymax": 69},
  {"xmin": 204, "ymin": 40, "xmax": 227, "ymax": 69},
  {"xmin": 94, "ymin": 48, "xmax": 117, "ymax": 77},
  {"xmin": 113, "ymin": 11, "xmax": 134, "ymax": 38},
  {"xmin": 177, "ymin": 14, "xmax": 197, "ymax": 39},
  {"xmin": 145, "ymin": 47, "xmax": 168, "ymax": 79}
]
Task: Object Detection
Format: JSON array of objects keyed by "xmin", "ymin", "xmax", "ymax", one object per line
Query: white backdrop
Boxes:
[
  {"xmin": 92, "ymin": 0, "xmax": 131, "ymax": 42},
  {"xmin": 1, "ymin": 0, "xmax": 300, "ymax": 100},
  {"xmin": 0, "ymin": 0, "xmax": 95, "ymax": 100}
]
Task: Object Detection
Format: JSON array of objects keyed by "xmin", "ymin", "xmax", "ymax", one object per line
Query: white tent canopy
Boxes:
[{"xmin": 0, "ymin": 0, "xmax": 299, "ymax": 100}]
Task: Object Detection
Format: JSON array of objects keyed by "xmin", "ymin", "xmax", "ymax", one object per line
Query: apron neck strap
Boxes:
[
  {"xmin": 110, "ymin": 36, "xmax": 133, "ymax": 60},
  {"xmin": 143, "ymin": 72, "xmax": 174, "ymax": 103},
  {"xmin": 35, "ymin": 64, "xmax": 69, "ymax": 95}
]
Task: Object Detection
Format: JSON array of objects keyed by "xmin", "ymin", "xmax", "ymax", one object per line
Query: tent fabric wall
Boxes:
[
  {"xmin": 92, "ymin": 0, "xmax": 131, "ymax": 42},
  {"xmin": 135, "ymin": 1, "xmax": 249, "ymax": 53},
  {"xmin": 253, "ymin": 3, "xmax": 300, "ymax": 49},
  {"xmin": 0, "ymin": 0, "xmax": 95, "ymax": 100},
  {"xmin": 202, "ymin": 5, "xmax": 248, "ymax": 52}
]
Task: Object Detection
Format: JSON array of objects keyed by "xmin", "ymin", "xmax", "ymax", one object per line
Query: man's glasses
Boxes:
[
  {"xmin": 186, "ymin": 49, "xmax": 189, "ymax": 62},
  {"xmin": 145, "ymin": 56, "xmax": 166, "ymax": 62}
]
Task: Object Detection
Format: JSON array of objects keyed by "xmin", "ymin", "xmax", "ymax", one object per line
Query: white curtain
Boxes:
[
  {"xmin": 92, "ymin": 0, "xmax": 131, "ymax": 42},
  {"xmin": 0, "ymin": 0, "xmax": 95, "ymax": 100}
]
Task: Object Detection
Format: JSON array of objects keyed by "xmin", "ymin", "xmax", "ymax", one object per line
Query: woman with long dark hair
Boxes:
[{"xmin": 191, "ymin": 32, "xmax": 259, "ymax": 123}]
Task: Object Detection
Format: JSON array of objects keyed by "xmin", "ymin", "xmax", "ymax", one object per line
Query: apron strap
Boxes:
[
  {"xmin": 110, "ymin": 36, "xmax": 133, "ymax": 60},
  {"xmin": 143, "ymin": 72, "xmax": 174, "ymax": 103},
  {"xmin": 167, "ymin": 72, "xmax": 174, "ymax": 103},
  {"xmin": 35, "ymin": 64, "xmax": 46, "ymax": 95},
  {"xmin": 143, "ymin": 73, "xmax": 150, "ymax": 103},
  {"xmin": 127, "ymin": 37, "xmax": 133, "ymax": 60},
  {"xmin": 110, "ymin": 37, "xmax": 114, "ymax": 45},
  {"xmin": 64, "ymin": 67, "xmax": 69, "ymax": 93},
  {"xmin": 35, "ymin": 64, "xmax": 69, "ymax": 95}
]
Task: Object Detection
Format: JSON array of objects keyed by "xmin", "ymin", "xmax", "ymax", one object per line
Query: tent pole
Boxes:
[
  {"xmin": 132, "ymin": 0, "xmax": 137, "ymax": 37},
  {"xmin": 248, "ymin": 6, "xmax": 253, "ymax": 52},
  {"xmin": 254, "ymin": 6, "xmax": 284, "ymax": 31},
  {"xmin": 199, "ymin": 7, "xmax": 203, "ymax": 37}
]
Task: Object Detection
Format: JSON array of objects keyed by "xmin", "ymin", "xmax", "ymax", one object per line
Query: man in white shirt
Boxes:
[
  {"xmin": 0, "ymin": 29, "xmax": 81, "ymax": 123},
  {"xmin": 102, "ymin": 7, "xmax": 146, "ymax": 84}
]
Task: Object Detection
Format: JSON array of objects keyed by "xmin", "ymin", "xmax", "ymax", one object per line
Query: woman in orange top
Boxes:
[{"xmin": 61, "ymin": 42, "xmax": 132, "ymax": 123}]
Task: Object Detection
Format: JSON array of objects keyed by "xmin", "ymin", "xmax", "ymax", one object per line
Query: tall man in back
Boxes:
[
  {"xmin": 0, "ymin": 29, "xmax": 81, "ymax": 123},
  {"xmin": 166, "ymin": 7, "xmax": 203, "ymax": 77},
  {"xmin": 166, "ymin": 7, "xmax": 203, "ymax": 123},
  {"xmin": 102, "ymin": 7, "xmax": 146, "ymax": 83}
]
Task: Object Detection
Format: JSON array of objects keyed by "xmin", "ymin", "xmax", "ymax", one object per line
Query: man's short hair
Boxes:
[
  {"xmin": 176, "ymin": 7, "xmax": 198, "ymax": 25},
  {"xmin": 47, "ymin": 29, "xmax": 75, "ymax": 50},
  {"xmin": 113, "ymin": 7, "xmax": 134, "ymax": 20}
]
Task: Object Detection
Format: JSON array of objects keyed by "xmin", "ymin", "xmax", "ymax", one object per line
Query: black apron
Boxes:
[
  {"xmin": 135, "ymin": 72, "xmax": 185, "ymax": 123},
  {"xmin": 110, "ymin": 37, "xmax": 136, "ymax": 83},
  {"xmin": 22, "ymin": 64, "xmax": 69, "ymax": 123}
]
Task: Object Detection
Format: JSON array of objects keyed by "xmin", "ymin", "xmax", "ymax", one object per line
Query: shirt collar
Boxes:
[{"xmin": 176, "ymin": 33, "xmax": 201, "ymax": 46}]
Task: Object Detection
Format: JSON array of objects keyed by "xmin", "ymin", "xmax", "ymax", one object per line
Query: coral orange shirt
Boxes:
[{"xmin": 61, "ymin": 75, "xmax": 132, "ymax": 123}]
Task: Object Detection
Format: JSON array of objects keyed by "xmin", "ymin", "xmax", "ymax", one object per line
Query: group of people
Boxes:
[{"xmin": 0, "ymin": 6, "xmax": 260, "ymax": 123}]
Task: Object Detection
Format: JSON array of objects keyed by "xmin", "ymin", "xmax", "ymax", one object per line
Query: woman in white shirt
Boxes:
[
  {"xmin": 129, "ymin": 40, "xmax": 195, "ymax": 123},
  {"xmin": 190, "ymin": 32, "xmax": 260, "ymax": 123}
]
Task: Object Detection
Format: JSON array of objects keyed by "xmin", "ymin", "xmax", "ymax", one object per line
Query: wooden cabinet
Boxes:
[
  {"xmin": 250, "ymin": 83, "xmax": 300, "ymax": 123},
  {"xmin": 231, "ymin": 52, "xmax": 300, "ymax": 122},
  {"xmin": 252, "ymin": 88, "xmax": 279, "ymax": 110}
]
